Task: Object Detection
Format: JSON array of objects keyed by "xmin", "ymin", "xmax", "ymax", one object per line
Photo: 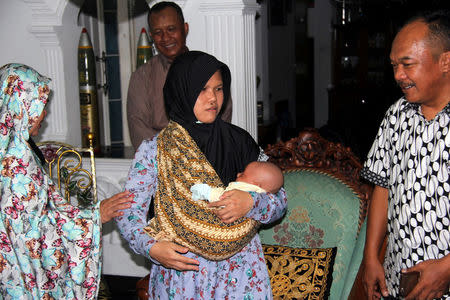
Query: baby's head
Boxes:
[{"xmin": 236, "ymin": 161, "xmax": 284, "ymax": 194}]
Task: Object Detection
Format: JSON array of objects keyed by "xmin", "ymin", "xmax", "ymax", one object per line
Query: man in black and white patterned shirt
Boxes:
[{"xmin": 361, "ymin": 10, "xmax": 450, "ymax": 300}]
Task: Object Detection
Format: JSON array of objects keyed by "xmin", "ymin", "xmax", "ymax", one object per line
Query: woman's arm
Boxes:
[
  {"xmin": 115, "ymin": 138, "xmax": 200, "ymax": 270},
  {"xmin": 114, "ymin": 139, "xmax": 158, "ymax": 258},
  {"xmin": 246, "ymin": 188, "xmax": 287, "ymax": 224},
  {"xmin": 100, "ymin": 190, "xmax": 134, "ymax": 224}
]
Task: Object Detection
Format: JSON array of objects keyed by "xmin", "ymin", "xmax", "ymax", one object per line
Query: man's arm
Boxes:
[
  {"xmin": 362, "ymin": 185, "xmax": 389, "ymax": 299},
  {"xmin": 127, "ymin": 69, "xmax": 158, "ymax": 150}
]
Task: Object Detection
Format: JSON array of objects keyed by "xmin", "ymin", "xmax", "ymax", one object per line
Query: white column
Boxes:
[
  {"xmin": 198, "ymin": 0, "xmax": 259, "ymax": 140},
  {"xmin": 23, "ymin": 0, "xmax": 81, "ymax": 145},
  {"xmin": 28, "ymin": 28, "xmax": 68, "ymax": 141}
]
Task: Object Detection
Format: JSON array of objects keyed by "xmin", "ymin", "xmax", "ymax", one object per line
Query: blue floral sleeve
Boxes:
[
  {"xmin": 115, "ymin": 137, "xmax": 158, "ymax": 259},
  {"xmin": 246, "ymin": 188, "xmax": 287, "ymax": 224}
]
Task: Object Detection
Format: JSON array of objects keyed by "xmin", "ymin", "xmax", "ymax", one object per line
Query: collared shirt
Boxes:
[
  {"xmin": 126, "ymin": 54, "xmax": 233, "ymax": 150},
  {"xmin": 361, "ymin": 97, "xmax": 450, "ymax": 298}
]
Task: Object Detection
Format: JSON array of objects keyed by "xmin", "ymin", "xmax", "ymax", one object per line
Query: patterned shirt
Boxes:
[
  {"xmin": 361, "ymin": 97, "xmax": 450, "ymax": 299},
  {"xmin": 115, "ymin": 135, "xmax": 288, "ymax": 299}
]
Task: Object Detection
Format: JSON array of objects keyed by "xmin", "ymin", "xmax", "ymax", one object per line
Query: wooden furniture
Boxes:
[
  {"xmin": 265, "ymin": 128, "xmax": 371, "ymax": 219},
  {"xmin": 260, "ymin": 128, "xmax": 372, "ymax": 299}
]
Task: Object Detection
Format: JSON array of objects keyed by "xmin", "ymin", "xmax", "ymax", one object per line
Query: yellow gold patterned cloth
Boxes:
[
  {"xmin": 263, "ymin": 244, "xmax": 336, "ymax": 299},
  {"xmin": 144, "ymin": 121, "xmax": 260, "ymax": 261}
]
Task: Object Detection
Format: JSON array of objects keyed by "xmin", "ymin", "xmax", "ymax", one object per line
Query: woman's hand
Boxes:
[
  {"xmin": 100, "ymin": 190, "xmax": 134, "ymax": 223},
  {"xmin": 149, "ymin": 241, "xmax": 199, "ymax": 271},
  {"xmin": 208, "ymin": 189, "xmax": 253, "ymax": 223}
]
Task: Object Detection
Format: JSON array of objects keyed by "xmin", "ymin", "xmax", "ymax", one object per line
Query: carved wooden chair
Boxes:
[
  {"xmin": 37, "ymin": 133, "xmax": 98, "ymax": 206},
  {"xmin": 264, "ymin": 128, "xmax": 372, "ymax": 230},
  {"xmin": 260, "ymin": 128, "xmax": 373, "ymax": 299}
]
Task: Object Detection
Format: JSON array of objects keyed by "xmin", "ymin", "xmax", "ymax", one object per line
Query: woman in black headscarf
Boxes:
[{"xmin": 116, "ymin": 51, "xmax": 287, "ymax": 299}]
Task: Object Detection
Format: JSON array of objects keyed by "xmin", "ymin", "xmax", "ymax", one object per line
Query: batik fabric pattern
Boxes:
[
  {"xmin": 0, "ymin": 63, "xmax": 102, "ymax": 299},
  {"xmin": 116, "ymin": 135, "xmax": 288, "ymax": 299},
  {"xmin": 144, "ymin": 121, "xmax": 260, "ymax": 261},
  {"xmin": 361, "ymin": 97, "xmax": 450, "ymax": 299}
]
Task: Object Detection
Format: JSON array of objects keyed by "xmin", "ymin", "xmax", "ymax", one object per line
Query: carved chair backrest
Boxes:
[
  {"xmin": 262, "ymin": 128, "xmax": 373, "ymax": 299},
  {"xmin": 265, "ymin": 128, "xmax": 371, "ymax": 231}
]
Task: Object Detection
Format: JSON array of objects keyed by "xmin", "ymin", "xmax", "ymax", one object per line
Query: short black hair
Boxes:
[
  {"xmin": 405, "ymin": 9, "xmax": 450, "ymax": 56},
  {"xmin": 148, "ymin": 1, "xmax": 185, "ymax": 29}
]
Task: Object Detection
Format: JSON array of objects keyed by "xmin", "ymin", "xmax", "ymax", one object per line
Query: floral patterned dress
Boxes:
[
  {"xmin": 115, "ymin": 137, "xmax": 288, "ymax": 300},
  {"xmin": 0, "ymin": 64, "xmax": 102, "ymax": 299}
]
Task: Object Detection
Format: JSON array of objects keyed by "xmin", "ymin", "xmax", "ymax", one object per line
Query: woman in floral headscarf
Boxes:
[{"xmin": 0, "ymin": 63, "xmax": 132, "ymax": 299}]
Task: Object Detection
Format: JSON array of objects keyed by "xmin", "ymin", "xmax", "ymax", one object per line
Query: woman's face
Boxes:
[
  {"xmin": 29, "ymin": 109, "xmax": 47, "ymax": 136},
  {"xmin": 193, "ymin": 70, "xmax": 224, "ymax": 123}
]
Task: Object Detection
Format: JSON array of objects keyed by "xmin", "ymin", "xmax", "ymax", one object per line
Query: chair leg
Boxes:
[{"xmin": 136, "ymin": 274, "xmax": 150, "ymax": 300}]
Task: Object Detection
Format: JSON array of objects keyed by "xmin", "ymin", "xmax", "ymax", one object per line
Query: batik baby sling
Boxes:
[{"xmin": 144, "ymin": 121, "xmax": 260, "ymax": 261}]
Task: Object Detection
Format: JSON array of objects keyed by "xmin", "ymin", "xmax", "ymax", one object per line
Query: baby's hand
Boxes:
[{"xmin": 190, "ymin": 183, "xmax": 211, "ymax": 201}]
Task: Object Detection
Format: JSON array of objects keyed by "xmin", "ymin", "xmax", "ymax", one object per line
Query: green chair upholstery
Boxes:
[
  {"xmin": 341, "ymin": 219, "xmax": 367, "ymax": 298},
  {"xmin": 262, "ymin": 129, "xmax": 372, "ymax": 299}
]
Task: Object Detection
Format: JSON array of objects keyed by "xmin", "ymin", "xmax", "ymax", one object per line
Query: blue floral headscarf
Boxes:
[
  {"xmin": 0, "ymin": 64, "xmax": 102, "ymax": 299},
  {"xmin": 0, "ymin": 63, "xmax": 50, "ymax": 159}
]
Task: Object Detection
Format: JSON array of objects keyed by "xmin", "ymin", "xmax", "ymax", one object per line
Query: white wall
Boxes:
[
  {"xmin": 0, "ymin": 1, "xmax": 46, "ymax": 72},
  {"xmin": 0, "ymin": 0, "xmax": 82, "ymax": 144}
]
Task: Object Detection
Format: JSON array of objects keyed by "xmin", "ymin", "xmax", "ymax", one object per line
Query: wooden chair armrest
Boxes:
[{"xmin": 136, "ymin": 274, "xmax": 150, "ymax": 300}]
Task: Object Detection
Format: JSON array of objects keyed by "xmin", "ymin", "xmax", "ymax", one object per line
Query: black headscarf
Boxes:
[{"xmin": 163, "ymin": 51, "xmax": 260, "ymax": 185}]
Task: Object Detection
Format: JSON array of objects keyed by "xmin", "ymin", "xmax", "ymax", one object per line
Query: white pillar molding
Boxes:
[
  {"xmin": 22, "ymin": 0, "xmax": 66, "ymax": 24},
  {"xmin": 199, "ymin": 0, "xmax": 259, "ymax": 140},
  {"xmin": 32, "ymin": 31, "xmax": 68, "ymax": 141},
  {"xmin": 23, "ymin": 0, "xmax": 70, "ymax": 142}
]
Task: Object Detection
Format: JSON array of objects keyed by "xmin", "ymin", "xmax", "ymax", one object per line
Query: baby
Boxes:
[{"xmin": 191, "ymin": 161, "xmax": 284, "ymax": 202}]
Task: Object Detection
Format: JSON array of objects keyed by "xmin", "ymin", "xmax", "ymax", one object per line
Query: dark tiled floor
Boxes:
[{"xmin": 101, "ymin": 275, "xmax": 141, "ymax": 300}]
